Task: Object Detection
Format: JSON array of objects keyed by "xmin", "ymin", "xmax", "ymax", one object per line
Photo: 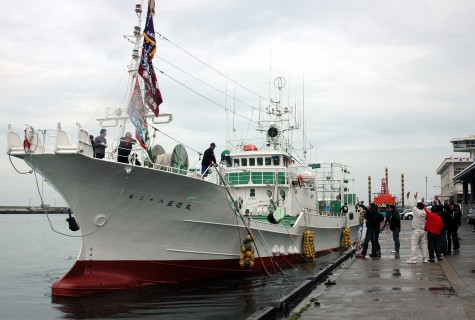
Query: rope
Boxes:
[
  {"xmin": 156, "ymin": 32, "xmax": 314, "ymax": 165},
  {"xmin": 84, "ymin": 72, "xmax": 128, "ymax": 128},
  {"xmin": 28, "ymin": 152, "xmax": 128, "ymax": 238},
  {"xmin": 148, "ymin": 124, "xmax": 202, "ymax": 157},
  {"xmin": 8, "ymin": 148, "xmax": 32, "ymax": 174},
  {"xmin": 214, "ymin": 166, "xmax": 272, "ymax": 276},
  {"xmin": 156, "ymin": 32, "xmax": 269, "ymax": 102},
  {"xmin": 158, "ymin": 57, "xmax": 262, "ymax": 114},
  {"xmin": 251, "ymin": 224, "xmax": 286, "ymax": 274},
  {"xmin": 155, "ymin": 68, "xmax": 259, "ymax": 125}
]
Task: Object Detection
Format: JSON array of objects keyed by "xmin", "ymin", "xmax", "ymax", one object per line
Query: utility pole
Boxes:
[
  {"xmin": 368, "ymin": 176, "xmax": 372, "ymax": 204},
  {"xmin": 425, "ymin": 176, "xmax": 428, "ymax": 202},
  {"xmin": 401, "ymin": 173, "xmax": 405, "ymax": 207}
]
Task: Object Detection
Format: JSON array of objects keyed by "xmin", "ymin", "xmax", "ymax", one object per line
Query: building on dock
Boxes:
[
  {"xmin": 436, "ymin": 134, "xmax": 475, "ymax": 205},
  {"xmin": 453, "ymin": 161, "xmax": 475, "ymax": 214}
]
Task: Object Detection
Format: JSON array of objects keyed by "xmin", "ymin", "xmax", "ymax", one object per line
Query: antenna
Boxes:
[
  {"xmin": 268, "ymin": 49, "xmax": 272, "ymax": 108},
  {"xmin": 225, "ymin": 72, "xmax": 230, "ymax": 150},
  {"xmin": 232, "ymin": 82, "xmax": 237, "ymax": 142}
]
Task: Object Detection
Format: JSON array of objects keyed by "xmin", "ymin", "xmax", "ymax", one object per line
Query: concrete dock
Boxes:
[{"xmin": 296, "ymin": 220, "xmax": 475, "ymax": 320}]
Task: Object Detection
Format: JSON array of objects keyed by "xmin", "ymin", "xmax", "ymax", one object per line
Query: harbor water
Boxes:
[{"xmin": 0, "ymin": 214, "xmax": 344, "ymax": 320}]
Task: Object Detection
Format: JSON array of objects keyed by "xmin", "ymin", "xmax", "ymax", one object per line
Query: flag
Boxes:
[
  {"xmin": 143, "ymin": 0, "xmax": 156, "ymax": 59},
  {"xmin": 138, "ymin": 0, "xmax": 162, "ymax": 116},
  {"xmin": 127, "ymin": 78, "xmax": 152, "ymax": 157}
]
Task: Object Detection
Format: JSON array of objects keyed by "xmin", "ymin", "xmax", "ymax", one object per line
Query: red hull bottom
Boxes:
[{"xmin": 52, "ymin": 248, "xmax": 341, "ymax": 297}]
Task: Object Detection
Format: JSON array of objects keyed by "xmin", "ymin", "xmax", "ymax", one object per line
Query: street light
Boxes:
[{"xmin": 425, "ymin": 176, "xmax": 428, "ymax": 201}]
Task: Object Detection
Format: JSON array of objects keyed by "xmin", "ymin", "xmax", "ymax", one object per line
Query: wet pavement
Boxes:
[{"xmin": 296, "ymin": 220, "xmax": 475, "ymax": 320}]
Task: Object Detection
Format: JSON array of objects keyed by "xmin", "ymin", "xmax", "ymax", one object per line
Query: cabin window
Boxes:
[
  {"xmin": 241, "ymin": 158, "xmax": 248, "ymax": 166},
  {"xmin": 272, "ymin": 156, "xmax": 280, "ymax": 166},
  {"xmin": 249, "ymin": 158, "xmax": 255, "ymax": 166},
  {"xmin": 257, "ymin": 158, "xmax": 263, "ymax": 166},
  {"xmin": 226, "ymin": 157, "xmax": 232, "ymax": 167},
  {"xmin": 250, "ymin": 188, "xmax": 256, "ymax": 197},
  {"xmin": 265, "ymin": 157, "xmax": 272, "ymax": 166},
  {"xmin": 233, "ymin": 158, "xmax": 240, "ymax": 167}
]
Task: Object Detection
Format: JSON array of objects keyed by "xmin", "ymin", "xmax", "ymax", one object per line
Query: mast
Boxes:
[
  {"xmin": 302, "ymin": 74, "xmax": 306, "ymax": 164},
  {"xmin": 118, "ymin": 3, "xmax": 144, "ymax": 139}
]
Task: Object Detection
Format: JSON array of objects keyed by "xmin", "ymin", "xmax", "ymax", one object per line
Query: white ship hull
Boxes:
[{"xmin": 17, "ymin": 152, "xmax": 359, "ymax": 296}]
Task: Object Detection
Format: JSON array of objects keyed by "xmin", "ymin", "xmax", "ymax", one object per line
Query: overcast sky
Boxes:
[{"xmin": 1, "ymin": 0, "xmax": 474, "ymax": 207}]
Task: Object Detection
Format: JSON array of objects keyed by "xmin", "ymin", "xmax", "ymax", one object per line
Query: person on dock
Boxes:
[
  {"xmin": 388, "ymin": 205, "xmax": 401, "ymax": 253},
  {"xmin": 355, "ymin": 201, "xmax": 380, "ymax": 258},
  {"xmin": 447, "ymin": 203, "xmax": 461, "ymax": 253},
  {"xmin": 201, "ymin": 143, "xmax": 217, "ymax": 177},
  {"xmin": 406, "ymin": 192, "xmax": 429, "ymax": 264},
  {"xmin": 424, "ymin": 205, "xmax": 443, "ymax": 262},
  {"xmin": 94, "ymin": 129, "xmax": 108, "ymax": 159},
  {"xmin": 437, "ymin": 198, "xmax": 451, "ymax": 255},
  {"xmin": 116, "ymin": 132, "xmax": 136, "ymax": 163},
  {"xmin": 469, "ymin": 206, "xmax": 475, "ymax": 232}
]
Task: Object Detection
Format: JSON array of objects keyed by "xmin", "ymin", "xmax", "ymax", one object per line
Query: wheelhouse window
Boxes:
[
  {"xmin": 241, "ymin": 158, "xmax": 248, "ymax": 166},
  {"xmin": 272, "ymin": 155, "xmax": 280, "ymax": 166},
  {"xmin": 249, "ymin": 158, "xmax": 255, "ymax": 166},
  {"xmin": 233, "ymin": 158, "xmax": 240, "ymax": 167},
  {"xmin": 265, "ymin": 157, "xmax": 272, "ymax": 166},
  {"xmin": 257, "ymin": 158, "xmax": 263, "ymax": 166}
]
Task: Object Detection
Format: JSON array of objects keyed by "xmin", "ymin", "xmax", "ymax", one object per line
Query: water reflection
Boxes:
[{"xmin": 52, "ymin": 252, "xmax": 343, "ymax": 319}]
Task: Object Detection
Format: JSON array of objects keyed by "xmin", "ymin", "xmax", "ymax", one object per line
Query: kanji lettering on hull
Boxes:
[{"xmin": 128, "ymin": 194, "xmax": 192, "ymax": 211}]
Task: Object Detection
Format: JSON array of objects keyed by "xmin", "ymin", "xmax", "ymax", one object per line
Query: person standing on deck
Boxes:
[
  {"xmin": 89, "ymin": 135, "xmax": 95, "ymax": 156},
  {"xmin": 116, "ymin": 132, "xmax": 137, "ymax": 163},
  {"xmin": 388, "ymin": 205, "xmax": 401, "ymax": 253},
  {"xmin": 94, "ymin": 129, "xmax": 108, "ymax": 159},
  {"xmin": 201, "ymin": 143, "xmax": 217, "ymax": 177},
  {"xmin": 406, "ymin": 192, "xmax": 429, "ymax": 264}
]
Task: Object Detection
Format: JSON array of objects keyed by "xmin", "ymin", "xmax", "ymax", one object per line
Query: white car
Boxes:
[
  {"xmin": 468, "ymin": 207, "xmax": 475, "ymax": 222},
  {"xmin": 400, "ymin": 209, "xmax": 413, "ymax": 220}
]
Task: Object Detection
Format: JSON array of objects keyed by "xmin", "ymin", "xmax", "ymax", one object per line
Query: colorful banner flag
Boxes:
[
  {"xmin": 143, "ymin": 0, "xmax": 156, "ymax": 59},
  {"xmin": 127, "ymin": 78, "xmax": 152, "ymax": 157},
  {"xmin": 138, "ymin": 0, "xmax": 162, "ymax": 116}
]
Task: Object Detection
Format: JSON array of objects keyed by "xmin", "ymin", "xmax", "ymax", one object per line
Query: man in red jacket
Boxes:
[{"xmin": 424, "ymin": 204, "xmax": 444, "ymax": 262}]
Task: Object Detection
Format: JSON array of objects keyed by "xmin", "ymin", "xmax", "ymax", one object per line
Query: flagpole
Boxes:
[{"xmin": 119, "ymin": 2, "xmax": 145, "ymax": 140}]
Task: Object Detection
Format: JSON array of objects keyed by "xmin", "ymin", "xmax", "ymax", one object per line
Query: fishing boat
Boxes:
[{"xmin": 6, "ymin": 2, "xmax": 359, "ymax": 297}]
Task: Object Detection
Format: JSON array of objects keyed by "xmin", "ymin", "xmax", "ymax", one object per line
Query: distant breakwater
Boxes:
[{"xmin": 0, "ymin": 206, "xmax": 69, "ymax": 214}]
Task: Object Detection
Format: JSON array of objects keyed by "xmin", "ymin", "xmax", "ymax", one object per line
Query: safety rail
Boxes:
[
  {"xmin": 7, "ymin": 123, "xmax": 91, "ymax": 156},
  {"xmin": 7, "ymin": 123, "xmax": 221, "ymax": 185},
  {"xmin": 225, "ymin": 169, "xmax": 288, "ymax": 186}
]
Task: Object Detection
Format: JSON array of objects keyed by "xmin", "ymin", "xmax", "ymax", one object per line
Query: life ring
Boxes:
[{"xmin": 297, "ymin": 175, "xmax": 303, "ymax": 187}]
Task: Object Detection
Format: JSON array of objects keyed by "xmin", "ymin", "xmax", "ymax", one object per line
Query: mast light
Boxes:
[{"xmin": 135, "ymin": 4, "xmax": 142, "ymax": 14}]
